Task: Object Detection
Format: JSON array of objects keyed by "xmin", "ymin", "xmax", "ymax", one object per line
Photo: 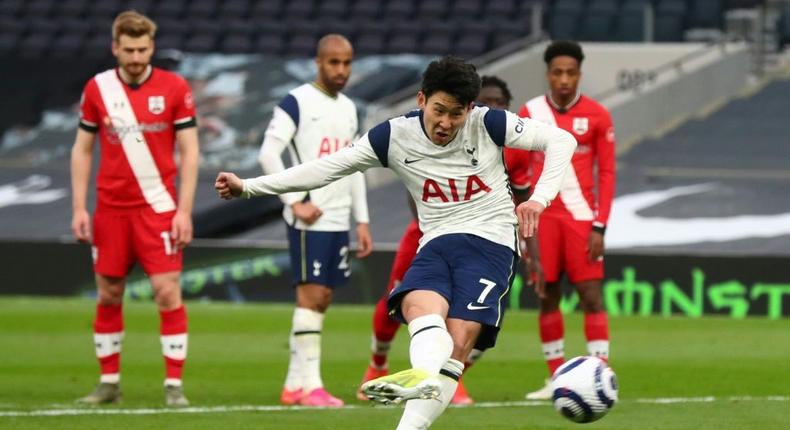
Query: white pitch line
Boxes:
[{"xmin": 1, "ymin": 396, "xmax": 788, "ymax": 418}]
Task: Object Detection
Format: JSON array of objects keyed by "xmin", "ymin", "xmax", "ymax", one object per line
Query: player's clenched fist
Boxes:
[
  {"xmin": 516, "ymin": 200, "xmax": 546, "ymax": 238},
  {"xmin": 215, "ymin": 172, "xmax": 244, "ymax": 199}
]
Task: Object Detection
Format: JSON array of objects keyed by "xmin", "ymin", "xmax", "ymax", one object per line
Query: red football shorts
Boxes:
[
  {"xmin": 92, "ymin": 207, "xmax": 182, "ymax": 277},
  {"xmin": 385, "ymin": 219, "xmax": 423, "ymax": 293},
  {"xmin": 537, "ymin": 216, "xmax": 603, "ymax": 284}
]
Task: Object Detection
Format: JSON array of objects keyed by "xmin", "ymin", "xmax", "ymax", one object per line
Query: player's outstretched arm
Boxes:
[{"xmin": 241, "ymin": 139, "xmax": 381, "ymax": 198}]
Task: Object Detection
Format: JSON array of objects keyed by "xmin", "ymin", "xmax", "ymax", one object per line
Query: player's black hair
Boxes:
[
  {"xmin": 480, "ymin": 75, "xmax": 512, "ymax": 105},
  {"xmin": 544, "ymin": 41, "xmax": 585, "ymax": 66},
  {"xmin": 421, "ymin": 55, "xmax": 481, "ymax": 106}
]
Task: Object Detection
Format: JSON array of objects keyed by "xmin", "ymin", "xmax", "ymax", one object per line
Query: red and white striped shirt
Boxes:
[
  {"xmin": 79, "ymin": 67, "xmax": 196, "ymax": 212},
  {"xmin": 505, "ymin": 94, "xmax": 616, "ymax": 228}
]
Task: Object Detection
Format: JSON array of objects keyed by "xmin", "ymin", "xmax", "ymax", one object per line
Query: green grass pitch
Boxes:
[{"xmin": 1, "ymin": 297, "xmax": 789, "ymax": 429}]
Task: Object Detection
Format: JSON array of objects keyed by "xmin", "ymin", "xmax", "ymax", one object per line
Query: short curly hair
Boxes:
[
  {"xmin": 544, "ymin": 41, "xmax": 584, "ymax": 66},
  {"xmin": 480, "ymin": 75, "xmax": 513, "ymax": 105},
  {"xmin": 421, "ymin": 56, "xmax": 481, "ymax": 106}
]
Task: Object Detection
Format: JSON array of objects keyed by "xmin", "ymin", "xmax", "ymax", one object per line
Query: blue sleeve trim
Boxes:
[
  {"xmin": 483, "ymin": 108, "xmax": 507, "ymax": 147},
  {"xmin": 277, "ymin": 94, "xmax": 299, "ymax": 128},
  {"xmin": 367, "ymin": 120, "xmax": 391, "ymax": 167}
]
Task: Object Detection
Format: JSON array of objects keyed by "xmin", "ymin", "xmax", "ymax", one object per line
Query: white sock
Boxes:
[
  {"xmin": 408, "ymin": 314, "xmax": 452, "ymax": 375},
  {"xmin": 286, "ymin": 307, "xmax": 325, "ymax": 393},
  {"xmin": 542, "ymin": 339, "xmax": 565, "ymax": 361},
  {"xmin": 283, "ymin": 331, "xmax": 301, "ymax": 391},
  {"xmin": 100, "ymin": 373, "xmax": 120, "ymax": 384},
  {"xmin": 164, "ymin": 378, "xmax": 182, "ymax": 387},
  {"xmin": 587, "ymin": 340, "xmax": 609, "ymax": 360},
  {"xmin": 94, "ymin": 332, "xmax": 123, "ymax": 384},
  {"xmin": 396, "ymin": 359, "xmax": 464, "ymax": 430}
]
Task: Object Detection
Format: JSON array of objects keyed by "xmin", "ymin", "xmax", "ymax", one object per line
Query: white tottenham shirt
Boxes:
[
  {"xmin": 258, "ymin": 83, "xmax": 369, "ymax": 231},
  {"xmin": 245, "ymin": 106, "xmax": 576, "ymax": 251}
]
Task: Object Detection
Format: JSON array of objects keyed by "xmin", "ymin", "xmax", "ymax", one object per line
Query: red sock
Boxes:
[
  {"xmin": 584, "ymin": 312, "xmax": 610, "ymax": 362},
  {"xmin": 160, "ymin": 305, "xmax": 188, "ymax": 382},
  {"xmin": 539, "ymin": 310, "xmax": 565, "ymax": 375},
  {"xmin": 371, "ymin": 295, "xmax": 400, "ymax": 368},
  {"xmin": 94, "ymin": 304, "xmax": 123, "ymax": 380}
]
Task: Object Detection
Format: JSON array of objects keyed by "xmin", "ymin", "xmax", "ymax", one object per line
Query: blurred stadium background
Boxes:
[{"xmin": 1, "ymin": 0, "xmax": 790, "ymax": 428}]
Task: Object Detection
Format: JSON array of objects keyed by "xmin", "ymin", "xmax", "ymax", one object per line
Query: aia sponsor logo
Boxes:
[
  {"xmin": 318, "ymin": 137, "xmax": 350, "ymax": 157},
  {"xmin": 422, "ymin": 175, "xmax": 491, "ymax": 202}
]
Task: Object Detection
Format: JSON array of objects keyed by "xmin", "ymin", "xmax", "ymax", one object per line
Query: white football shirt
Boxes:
[
  {"xmin": 258, "ymin": 83, "xmax": 369, "ymax": 231},
  {"xmin": 246, "ymin": 106, "xmax": 576, "ymax": 250}
]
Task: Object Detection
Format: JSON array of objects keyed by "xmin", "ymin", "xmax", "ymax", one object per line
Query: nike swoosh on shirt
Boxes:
[
  {"xmin": 404, "ymin": 158, "xmax": 422, "ymax": 164},
  {"xmin": 466, "ymin": 303, "xmax": 489, "ymax": 311}
]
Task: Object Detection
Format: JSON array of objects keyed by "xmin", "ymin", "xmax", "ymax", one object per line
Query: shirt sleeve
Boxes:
[
  {"xmin": 496, "ymin": 109, "xmax": 577, "ymax": 207},
  {"xmin": 258, "ymin": 102, "xmax": 305, "ymax": 206},
  {"xmin": 173, "ymin": 77, "xmax": 197, "ymax": 130},
  {"xmin": 78, "ymin": 80, "xmax": 100, "ymax": 133},
  {"xmin": 350, "ymin": 172, "xmax": 370, "ymax": 224},
  {"xmin": 505, "ymin": 104, "xmax": 534, "ymax": 191},
  {"xmin": 594, "ymin": 109, "xmax": 616, "ymax": 228},
  {"xmin": 243, "ymin": 129, "xmax": 383, "ymax": 198}
]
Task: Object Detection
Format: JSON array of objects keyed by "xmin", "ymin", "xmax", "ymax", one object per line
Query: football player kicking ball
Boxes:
[
  {"xmin": 356, "ymin": 75, "xmax": 545, "ymax": 406},
  {"xmin": 216, "ymin": 56, "xmax": 575, "ymax": 429},
  {"xmin": 71, "ymin": 10, "xmax": 199, "ymax": 407}
]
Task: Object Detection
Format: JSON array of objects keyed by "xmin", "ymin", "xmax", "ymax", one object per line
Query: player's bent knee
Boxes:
[{"xmin": 400, "ymin": 290, "xmax": 448, "ymax": 321}]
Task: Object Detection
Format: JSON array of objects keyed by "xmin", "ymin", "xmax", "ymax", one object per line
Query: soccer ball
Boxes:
[{"xmin": 550, "ymin": 356, "xmax": 618, "ymax": 423}]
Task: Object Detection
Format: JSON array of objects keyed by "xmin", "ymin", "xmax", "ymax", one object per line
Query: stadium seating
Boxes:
[
  {"xmin": 781, "ymin": 6, "xmax": 790, "ymax": 48},
  {"xmin": 0, "ymin": 0, "xmax": 771, "ymax": 57},
  {"xmin": 548, "ymin": 0, "xmax": 583, "ymax": 40},
  {"xmin": 450, "ymin": 0, "xmax": 482, "ymax": 20},
  {"xmin": 578, "ymin": 0, "xmax": 619, "ymax": 41},
  {"xmin": 688, "ymin": 0, "xmax": 722, "ymax": 29},
  {"xmin": 614, "ymin": 0, "xmax": 650, "ymax": 41},
  {"xmin": 654, "ymin": 0, "xmax": 687, "ymax": 42},
  {"xmin": 318, "ymin": 0, "xmax": 350, "ymax": 19},
  {"xmin": 217, "ymin": 0, "xmax": 250, "ymax": 20}
]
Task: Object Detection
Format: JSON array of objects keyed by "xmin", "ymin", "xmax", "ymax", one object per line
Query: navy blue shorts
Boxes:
[
  {"xmin": 286, "ymin": 225, "xmax": 351, "ymax": 289},
  {"xmin": 387, "ymin": 233, "xmax": 518, "ymax": 349}
]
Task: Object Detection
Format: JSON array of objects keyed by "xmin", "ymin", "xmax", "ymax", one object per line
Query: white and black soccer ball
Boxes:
[{"xmin": 550, "ymin": 356, "xmax": 618, "ymax": 423}]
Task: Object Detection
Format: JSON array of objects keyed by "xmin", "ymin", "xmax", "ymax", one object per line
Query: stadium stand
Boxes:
[
  {"xmin": 0, "ymin": 0, "xmax": 778, "ymax": 57},
  {"xmin": 781, "ymin": 4, "xmax": 790, "ymax": 47}
]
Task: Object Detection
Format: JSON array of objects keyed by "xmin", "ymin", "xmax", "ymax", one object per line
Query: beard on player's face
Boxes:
[
  {"xmin": 121, "ymin": 61, "xmax": 148, "ymax": 77},
  {"xmin": 320, "ymin": 67, "xmax": 348, "ymax": 93},
  {"xmin": 114, "ymin": 35, "xmax": 153, "ymax": 80},
  {"xmin": 316, "ymin": 51, "xmax": 352, "ymax": 94}
]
